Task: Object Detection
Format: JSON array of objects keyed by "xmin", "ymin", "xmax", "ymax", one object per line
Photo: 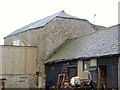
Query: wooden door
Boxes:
[
  {"xmin": 46, "ymin": 64, "xmax": 61, "ymax": 88},
  {"xmin": 107, "ymin": 64, "xmax": 118, "ymax": 89}
]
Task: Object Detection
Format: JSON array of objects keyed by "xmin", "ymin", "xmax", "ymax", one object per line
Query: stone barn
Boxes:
[
  {"xmin": 4, "ymin": 10, "xmax": 96, "ymax": 88},
  {"xmin": 45, "ymin": 24, "xmax": 120, "ymax": 89}
]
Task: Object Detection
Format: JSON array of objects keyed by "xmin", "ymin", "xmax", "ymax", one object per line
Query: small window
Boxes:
[
  {"xmin": 83, "ymin": 60, "xmax": 90, "ymax": 71},
  {"xmin": 13, "ymin": 40, "xmax": 19, "ymax": 46}
]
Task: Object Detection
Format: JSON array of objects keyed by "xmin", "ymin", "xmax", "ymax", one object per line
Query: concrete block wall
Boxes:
[{"xmin": 0, "ymin": 74, "xmax": 37, "ymax": 88}]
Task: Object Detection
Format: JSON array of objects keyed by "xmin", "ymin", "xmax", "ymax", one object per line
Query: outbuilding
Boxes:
[
  {"xmin": 45, "ymin": 24, "xmax": 120, "ymax": 89},
  {"xmin": 4, "ymin": 10, "xmax": 96, "ymax": 88}
]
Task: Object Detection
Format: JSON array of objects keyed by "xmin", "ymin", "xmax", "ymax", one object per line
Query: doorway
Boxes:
[
  {"xmin": 68, "ymin": 66, "xmax": 77, "ymax": 81},
  {"xmin": 99, "ymin": 65, "xmax": 107, "ymax": 88},
  {"xmin": 97, "ymin": 57, "xmax": 118, "ymax": 89}
]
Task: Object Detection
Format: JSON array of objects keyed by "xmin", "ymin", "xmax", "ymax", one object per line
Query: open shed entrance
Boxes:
[
  {"xmin": 97, "ymin": 57, "xmax": 118, "ymax": 89},
  {"xmin": 99, "ymin": 65, "xmax": 107, "ymax": 88},
  {"xmin": 68, "ymin": 66, "xmax": 77, "ymax": 81}
]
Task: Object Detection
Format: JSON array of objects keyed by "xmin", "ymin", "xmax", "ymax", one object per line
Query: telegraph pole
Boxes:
[
  {"xmin": 94, "ymin": 14, "xmax": 96, "ymax": 25},
  {"xmin": 94, "ymin": 14, "xmax": 96, "ymax": 29}
]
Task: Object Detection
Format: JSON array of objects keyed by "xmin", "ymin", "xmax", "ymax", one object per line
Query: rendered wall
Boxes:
[
  {"xmin": 0, "ymin": 45, "xmax": 37, "ymax": 88},
  {"xmin": 77, "ymin": 59, "xmax": 97, "ymax": 79},
  {"xmin": 0, "ymin": 46, "xmax": 36, "ymax": 74}
]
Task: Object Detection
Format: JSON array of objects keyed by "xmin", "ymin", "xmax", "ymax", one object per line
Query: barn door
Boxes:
[
  {"xmin": 46, "ymin": 64, "xmax": 61, "ymax": 88},
  {"xmin": 99, "ymin": 65, "xmax": 107, "ymax": 88},
  {"xmin": 107, "ymin": 64, "xmax": 118, "ymax": 89}
]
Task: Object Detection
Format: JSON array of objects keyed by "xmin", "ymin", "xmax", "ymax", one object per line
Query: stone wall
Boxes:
[
  {"xmin": 4, "ymin": 17, "xmax": 96, "ymax": 88},
  {"xmin": 43, "ymin": 18, "xmax": 95, "ymax": 60}
]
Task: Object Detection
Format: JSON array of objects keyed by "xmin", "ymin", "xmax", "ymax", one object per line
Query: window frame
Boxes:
[{"xmin": 83, "ymin": 60, "xmax": 90, "ymax": 71}]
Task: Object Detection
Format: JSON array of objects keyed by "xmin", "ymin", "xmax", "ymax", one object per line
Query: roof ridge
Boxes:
[
  {"xmin": 102, "ymin": 24, "xmax": 120, "ymax": 30},
  {"xmin": 5, "ymin": 10, "xmax": 88, "ymax": 38}
]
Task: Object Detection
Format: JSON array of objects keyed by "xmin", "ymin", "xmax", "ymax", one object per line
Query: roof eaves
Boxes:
[{"xmin": 45, "ymin": 53, "xmax": 119, "ymax": 64}]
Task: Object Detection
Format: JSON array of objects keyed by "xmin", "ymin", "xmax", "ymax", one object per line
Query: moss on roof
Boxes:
[
  {"xmin": 45, "ymin": 25, "xmax": 119, "ymax": 63},
  {"xmin": 95, "ymin": 25, "xmax": 106, "ymax": 30}
]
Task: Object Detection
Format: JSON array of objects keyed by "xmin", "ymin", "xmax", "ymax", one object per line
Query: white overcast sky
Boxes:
[{"xmin": 0, "ymin": 0, "xmax": 119, "ymax": 45}]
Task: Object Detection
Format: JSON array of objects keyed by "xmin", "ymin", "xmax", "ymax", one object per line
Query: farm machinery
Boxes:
[{"xmin": 56, "ymin": 72, "xmax": 97, "ymax": 90}]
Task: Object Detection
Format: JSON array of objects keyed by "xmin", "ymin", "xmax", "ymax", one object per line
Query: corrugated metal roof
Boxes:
[
  {"xmin": 45, "ymin": 25, "xmax": 119, "ymax": 63},
  {"xmin": 6, "ymin": 10, "xmax": 86, "ymax": 38}
]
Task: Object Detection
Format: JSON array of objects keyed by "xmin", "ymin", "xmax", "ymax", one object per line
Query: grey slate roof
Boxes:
[
  {"xmin": 5, "ymin": 10, "xmax": 87, "ymax": 38},
  {"xmin": 45, "ymin": 25, "xmax": 119, "ymax": 63}
]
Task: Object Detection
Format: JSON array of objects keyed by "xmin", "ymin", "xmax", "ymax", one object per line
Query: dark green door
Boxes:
[
  {"xmin": 68, "ymin": 66, "xmax": 77, "ymax": 81},
  {"xmin": 46, "ymin": 64, "xmax": 61, "ymax": 88}
]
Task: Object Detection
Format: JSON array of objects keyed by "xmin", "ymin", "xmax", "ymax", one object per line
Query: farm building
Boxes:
[
  {"xmin": 2, "ymin": 10, "xmax": 120, "ymax": 89},
  {"xmin": 45, "ymin": 24, "xmax": 120, "ymax": 89},
  {"xmin": 4, "ymin": 10, "xmax": 96, "ymax": 88}
]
